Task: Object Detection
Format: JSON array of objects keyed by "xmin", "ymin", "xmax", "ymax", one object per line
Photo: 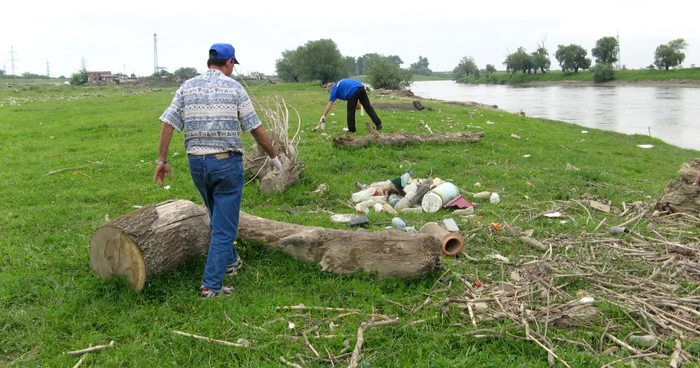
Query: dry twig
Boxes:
[{"xmin": 348, "ymin": 318, "xmax": 400, "ymax": 368}]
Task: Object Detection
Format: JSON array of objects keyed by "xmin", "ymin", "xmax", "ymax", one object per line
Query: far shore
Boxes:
[{"xmin": 515, "ymin": 79, "xmax": 700, "ymax": 88}]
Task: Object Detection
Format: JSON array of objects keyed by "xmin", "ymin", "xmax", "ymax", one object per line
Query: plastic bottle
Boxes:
[
  {"xmin": 388, "ymin": 194, "xmax": 402, "ymax": 207},
  {"xmin": 373, "ymin": 203, "xmax": 384, "ymax": 213},
  {"xmin": 391, "ymin": 217, "xmax": 406, "ymax": 228},
  {"xmin": 400, "ymin": 169, "xmax": 412, "ymax": 187},
  {"xmin": 352, "ymin": 187, "xmax": 378, "ymax": 202},
  {"xmin": 355, "ymin": 199, "xmax": 374, "ymax": 214},
  {"xmin": 412, "ymin": 179, "xmax": 434, "ymax": 204},
  {"xmin": 473, "ymin": 191, "xmax": 491, "ymax": 199},
  {"xmin": 490, "ymin": 192, "xmax": 500, "ymax": 204}
]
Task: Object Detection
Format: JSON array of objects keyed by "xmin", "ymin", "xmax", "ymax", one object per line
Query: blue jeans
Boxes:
[{"xmin": 188, "ymin": 153, "xmax": 243, "ymax": 292}]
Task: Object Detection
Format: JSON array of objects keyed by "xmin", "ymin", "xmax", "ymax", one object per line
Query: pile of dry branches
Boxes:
[{"xmin": 437, "ymin": 199, "xmax": 699, "ymax": 367}]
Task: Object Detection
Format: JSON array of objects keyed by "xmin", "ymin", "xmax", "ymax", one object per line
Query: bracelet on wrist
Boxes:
[{"xmin": 155, "ymin": 160, "xmax": 168, "ymax": 165}]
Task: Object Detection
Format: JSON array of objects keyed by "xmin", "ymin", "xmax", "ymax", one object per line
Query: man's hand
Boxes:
[
  {"xmin": 153, "ymin": 163, "xmax": 172, "ymax": 186},
  {"xmin": 269, "ymin": 156, "xmax": 282, "ymax": 172}
]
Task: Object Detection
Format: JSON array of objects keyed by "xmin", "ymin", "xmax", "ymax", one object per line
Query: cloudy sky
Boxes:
[{"xmin": 2, "ymin": 0, "xmax": 698, "ymax": 78}]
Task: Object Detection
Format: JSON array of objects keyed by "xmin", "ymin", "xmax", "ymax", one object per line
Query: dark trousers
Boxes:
[{"xmin": 346, "ymin": 87, "xmax": 381, "ymax": 133}]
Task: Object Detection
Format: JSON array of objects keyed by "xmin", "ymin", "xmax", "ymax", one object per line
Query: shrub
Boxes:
[
  {"xmin": 366, "ymin": 58, "xmax": 413, "ymax": 90},
  {"xmin": 591, "ymin": 63, "xmax": 615, "ymax": 82}
]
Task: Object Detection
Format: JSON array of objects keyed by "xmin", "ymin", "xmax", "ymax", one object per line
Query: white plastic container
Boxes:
[
  {"xmin": 351, "ymin": 187, "xmax": 378, "ymax": 202},
  {"xmin": 421, "ymin": 182, "xmax": 460, "ymax": 213},
  {"xmin": 490, "ymin": 192, "xmax": 500, "ymax": 204}
]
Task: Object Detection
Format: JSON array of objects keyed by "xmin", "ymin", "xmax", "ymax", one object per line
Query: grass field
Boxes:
[
  {"xmin": 457, "ymin": 68, "xmax": 700, "ymax": 85},
  {"xmin": 1, "ymin": 79, "xmax": 699, "ymax": 367}
]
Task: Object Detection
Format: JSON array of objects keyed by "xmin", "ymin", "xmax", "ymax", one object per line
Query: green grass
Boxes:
[
  {"xmin": 1, "ymin": 80, "xmax": 699, "ymax": 367},
  {"xmin": 459, "ymin": 68, "xmax": 700, "ymax": 85}
]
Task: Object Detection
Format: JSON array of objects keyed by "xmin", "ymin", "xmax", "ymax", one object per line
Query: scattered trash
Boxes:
[
  {"xmin": 400, "ymin": 207, "xmax": 423, "ymax": 213},
  {"xmin": 522, "ymin": 154, "xmax": 531, "ymax": 158},
  {"xmin": 452, "ymin": 208, "xmax": 475, "ymax": 216},
  {"xmin": 628, "ymin": 335, "xmax": 657, "ymax": 346},
  {"xmin": 589, "ymin": 200, "xmax": 611, "ymax": 213},
  {"xmin": 490, "ymin": 192, "xmax": 500, "ymax": 204},
  {"xmin": 544, "ymin": 212, "xmax": 562, "ymax": 218},
  {"xmin": 566, "ymin": 163, "xmax": 580, "ymax": 171},
  {"xmin": 473, "ymin": 191, "xmax": 491, "ymax": 199},
  {"xmin": 490, "ymin": 223, "xmax": 502, "ymax": 231},
  {"xmin": 526, "ymin": 181, "xmax": 535, "ymax": 188},
  {"xmin": 578, "ymin": 297, "xmax": 595, "ymax": 304},
  {"xmin": 163, "ymin": 185, "xmax": 171, "ymax": 190},
  {"xmin": 403, "ymin": 227, "xmax": 418, "ymax": 233},
  {"xmin": 443, "ymin": 218, "xmax": 459, "ymax": 232},
  {"xmin": 581, "ymin": 130, "xmax": 588, "ymax": 134},
  {"xmin": 637, "ymin": 144, "xmax": 654, "ymax": 149},
  {"xmin": 312, "ymin": 183, "xmax": 328, "ymax": 194},
  {"xmin": 285, "ymin": 206, "xmax": 301, "ymax": 215},
  {"xmin": 444, "ymin": 195, "xmax": 475, "ymax": 209},
  {"xmin": 331, "ymin": 214, "xmax": 359, "ymax": 224},
  {"xmin": 288, "ymin": 322, "xmax": 296, "ymax": 329},
  {"xmin": 348, "ymin": 216, "xmax": 369, "ymax": 227},
  {"xmin": 511, "ymin": 134, "xmax": 521, "ymax": 140},
  {"xmin": 474, "ymin": 182, "xmax": 482, "ymax": 188},
  {"xmin": 486, "ymin": 120, "xmax": 495, "ymax": 125},
  {"xmin": 391, "ymin": 217, "xmax": 406, "ymax": 229},
  {"xmin": 373, "ymin": 203, "xmax": 384, "ymax": 213},
  {"xmin": 610, "ymin": 226, "xmax": 629, "ymax": 235}
]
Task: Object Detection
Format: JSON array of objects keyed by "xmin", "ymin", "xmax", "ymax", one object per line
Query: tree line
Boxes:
[{"xmin": 275, "ymin": 39, "xmax": 440, "ymax": 89}]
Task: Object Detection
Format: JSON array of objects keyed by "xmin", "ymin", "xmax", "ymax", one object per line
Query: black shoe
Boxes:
[{"xmin": 376, "ymin": 124, "xmax": 383, "ymax": 131}]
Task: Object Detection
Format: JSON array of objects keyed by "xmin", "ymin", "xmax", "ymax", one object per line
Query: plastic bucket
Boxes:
[
  {"xmin": 421, "ymin": 192, "xmax": 443, "ymax": 213},
  {"xmin": 421, "ymin": 183, "xmax": 459, "ymax": 213}
]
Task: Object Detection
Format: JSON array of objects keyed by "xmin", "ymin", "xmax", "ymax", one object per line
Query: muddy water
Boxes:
[{"xmin": 410, "ymin": 80, "xmax": 700, "ymax": 150}]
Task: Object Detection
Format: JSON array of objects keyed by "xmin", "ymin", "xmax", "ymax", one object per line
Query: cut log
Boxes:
[
  {"xmin": 237, "ymin": 213, "xmax": 443, "ymax": 279},
  {"xmin": 333, "ymin": 131, "xmax": 486, "ymax": 148},
  {"xmin": 656, "ymin": 158, "xmax": 700, "ymax": 215},
  {"xmin": 88, "ymin": 200, "xmax": 210, "ymax": 291}
]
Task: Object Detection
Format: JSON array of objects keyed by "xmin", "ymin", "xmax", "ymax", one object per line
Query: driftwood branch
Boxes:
[
  {"xmin": 45, "ymin": 166, "xmax": 88, "ymax": 176},
  {"xmin": 280, "ymin": 356, "xmax": 303, "ymax": 368},
  {"xmin": 66, "ymin": 340, "xmax": 115, "ymax": 356},
  {"xmin": 348, "ymin": 318, "xmax": 400, "ymax": 368},
  {"xmin": 276, "ymin": 304, "xmax": 360, "ymax": 313},
  {"xmin": 333, "ymin": 131, "xmax": 486, "ymax": 148}
]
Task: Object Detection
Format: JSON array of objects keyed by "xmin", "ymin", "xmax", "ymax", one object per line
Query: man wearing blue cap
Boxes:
[
  {"xmin": 153, "ymin": 43, "xmax": 282, "ymax": 298},
  {"xmin": 318, "ymin": 78, "xmax": 383, "ymax": 133}
]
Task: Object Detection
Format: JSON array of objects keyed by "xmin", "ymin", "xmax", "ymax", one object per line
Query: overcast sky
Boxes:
[{"xmin": 2, "ymin": 0, "xmax": 698, "ymax": 78}]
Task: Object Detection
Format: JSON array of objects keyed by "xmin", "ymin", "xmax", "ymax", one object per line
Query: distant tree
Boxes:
[
  {"xmin": 591, "ymin": 63, "xmax": 615, "ymax": 82},
  {"xmin": 59, "ymin": 75, "xmax": 65, "ymax": 79},
  {"xmin": 344, "ymin": 56, "xmax": 357, "ymax": 75},
  {"xmin": 554, "ymin": 44, "xmax": 591, "ymax": 73},
  {"xmin": 591, "ymin": 36, "xmax": 619, "ymax": 65},
  {"xmin": 356, "ymin": 53, "xmax": 381, "ymax": 75},
  {"xmin": 647, "ymin": 64, "xmax": 656, "ymax": 70},
  {"xmin": 410, "ymin": 55, "xmax": 432, "ymax": 76},
  {"xmin": 530, "ymin": 47, "xmax": 551, "ymax": 73},
  {"xmin": 366, "ymin": 58, "xmax": 413, "ymax": 90},
  {"xmin": 654, "ymin": 38, "xmax": 688, "ymax": 70},
  {"xmin": 173, "ymin": 67, "xmax": 199, "ymax": 80},
  {"xmin": 385, "ymin": 55, "xmax": 403, "ymax": 67},
  {"xmin": 0, "ymin": 69, "xmax": 5, "ymax": 76},
  {"xmin": 504, "ymin": 47, "xmax": 533, "ymax": 74},
  {"xmin": 70, "ymin": 70, "xmax": 88, "ymax": 85},
  {"xmin": 275, "ymin": 49, "xmax": 300, "ymax": 82},
  {"xmin": 21, "ymin": 72, "xmax": 49, "ymax": 79},
  {"xmin": 294, "ymin": 39, "xmax": 348, "ymax": 84},
  {"xmin": 453, "ymin": 56, "xmax": 479, "ymax": 79},
  {"xmin": 485, "ymin": 64, "xmax": 497, "ymax": 74}
]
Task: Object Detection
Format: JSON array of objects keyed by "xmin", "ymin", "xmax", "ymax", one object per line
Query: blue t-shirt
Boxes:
[{"xmin": 329, "ymin": 79, "xmax": 363, "ymax": 102}]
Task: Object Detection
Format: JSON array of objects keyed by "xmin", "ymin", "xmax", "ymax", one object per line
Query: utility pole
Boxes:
[
  {"xmin": 81, "ymin": 56, "xmax": 87, "ymax": 72},
  {"xmin": 46, "ymin": 59, "xmax": 51, "ymax": 77},
  {"xmin": 153, "ymin": 32, "xmax": 159, "ymax": 75},
  {"xmin": 7, "ymin": 46, "xmax": 18, "ymax": 75},
  {"xmin": 616, "ymin": 31, "xmax": 622, "ymax": 70}
]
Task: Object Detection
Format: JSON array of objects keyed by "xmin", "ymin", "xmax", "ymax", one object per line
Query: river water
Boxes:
[{"xmin": 410, "ymin": 80, "xmax": 700, "ymax": 150}]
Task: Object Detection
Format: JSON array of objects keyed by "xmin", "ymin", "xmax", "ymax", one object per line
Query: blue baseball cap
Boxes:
[{"xmin": 209, "ymin": 43, "xmax": 240, "ymax": 64}]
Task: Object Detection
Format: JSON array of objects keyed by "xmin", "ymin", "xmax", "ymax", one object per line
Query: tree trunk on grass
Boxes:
[
  {"xmin": 333, "ymin": 132, "xmax": 486, "ymax": 148},
  {"xmin": 656, "ymin": 158, "xmax": 700, "ymax": 215},
  {"xmin": 88, "ymin": 200, "xmax": 210, "ymax": 292},
  {"xmin": 237, "ymin": 212, "xmax": 443, "ymax": 279},
  {"xmin": 89, "ymin": 200, "xmax": 444, "ymax": 291}
]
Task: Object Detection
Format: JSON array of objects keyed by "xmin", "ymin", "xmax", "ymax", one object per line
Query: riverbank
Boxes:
[{"xmin": 457, "ymin": 68, "xmax": 700, "ymax": 86}]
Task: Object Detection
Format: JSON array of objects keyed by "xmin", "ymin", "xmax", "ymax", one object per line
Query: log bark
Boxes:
[
  {"xmin": 656, "ymin": 159, "xmax": 700, "ymax": 215},
  {"xmin": 333, "ymin": 132, "xmax": 486, "ymax": 148},
  {"xmin": 237, "ymin": 213, "xmax": 443, "ymax": 279},
  {"xmin": 88, "ymin": 200, "xmax": 210, "ymax": 291}
]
